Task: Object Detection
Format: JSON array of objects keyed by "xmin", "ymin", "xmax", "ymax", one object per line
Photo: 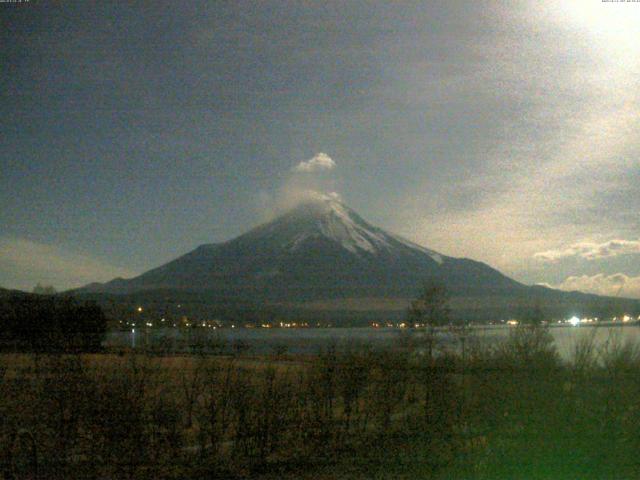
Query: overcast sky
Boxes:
[{"xmin": 2, "ymin": 1, "xmax": 640, "ymax": 297}]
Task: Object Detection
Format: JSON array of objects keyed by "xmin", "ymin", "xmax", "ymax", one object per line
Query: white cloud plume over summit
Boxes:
[
  {"xmin": 534, "ymin": 239, "xmax": 640, "ymax": 263},
  {"xmin": 257, "ymin": 153, "xmax": 341, "ymax": 221},
  {"xmin": 293, "ymin": 153, "xmax": 336, "ymax": 173}
]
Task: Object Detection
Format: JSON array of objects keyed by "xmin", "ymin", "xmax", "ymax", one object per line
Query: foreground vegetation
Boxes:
[{"xmin": 1, "ymin": 326, "xmax": 640, "ymax": 479}]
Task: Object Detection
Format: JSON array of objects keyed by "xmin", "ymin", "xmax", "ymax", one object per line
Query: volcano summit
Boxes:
[{"xmin": 80, "ymin": 195, "xmax": 640, "ymax": 321}]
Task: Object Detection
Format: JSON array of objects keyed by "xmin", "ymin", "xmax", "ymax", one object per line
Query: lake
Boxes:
[{"xmin": 105, "ymin": 324, "xmax": 640, "ymax": 361}]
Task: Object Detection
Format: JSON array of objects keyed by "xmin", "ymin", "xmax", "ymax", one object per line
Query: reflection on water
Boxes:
[{"xmin": 105, "ymin": 325, "xmax": 640, "ymax": 360}]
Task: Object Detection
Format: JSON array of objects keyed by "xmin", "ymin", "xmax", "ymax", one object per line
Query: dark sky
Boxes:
[{"xmin": 2, "ymin": 1, "xmax": 640, "ymax": 297}]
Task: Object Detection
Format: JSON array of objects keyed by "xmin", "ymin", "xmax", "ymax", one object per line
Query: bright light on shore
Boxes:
[{"xmin": 568, "ymin": 316, "xmax": 580, "ymax": 326}]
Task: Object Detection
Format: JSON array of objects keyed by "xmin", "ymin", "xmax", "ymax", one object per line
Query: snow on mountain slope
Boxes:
[
  {"xmin": 241, "ymin": 193, "xmax": 445, "ymax": 264},
  {"xmin": 387, "ymin": 233, "xmax": 444, "ymax": 264},
  {"xmin": 79, "ymin": 193, "xmax": 526, "ymax": 299},
  {"xmin": 73, "ymin": 194, "xmax": 640, "ymax": 322}
]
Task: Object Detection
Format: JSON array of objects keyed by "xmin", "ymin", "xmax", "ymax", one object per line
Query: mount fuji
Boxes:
[{"xmin": 79, "ymin": 195, "xmax": 640, "ymax": 321}]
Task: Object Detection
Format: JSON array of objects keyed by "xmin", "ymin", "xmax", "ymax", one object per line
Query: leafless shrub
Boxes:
[
  {"xmin": 197, "ymin": 360, "xmax": 236, "ymax": 460},
  {"xmin": 598, "ymin": 329, "xmax": 640, "ymax": 375},
  {"xmin": 367, "ymin": 349, "xmax": 409, "ymax": 432},
  {"xmin": 495, "ymin": 324, "xmax": 560, "ymax": 373},
  {"xmin": 336, "ymin": 347, "xmax": 369, "ymax": 435},
  {"xmin": 180, "ymin": 356, "xmax": 206, "ymax": 429},
  {"xmin": 571, "ymin": 329, "xmax": 599, "ymax": 377},
  {"xmin": 87, "ymin": 355, "xmax": 158, "ymax": 478}
]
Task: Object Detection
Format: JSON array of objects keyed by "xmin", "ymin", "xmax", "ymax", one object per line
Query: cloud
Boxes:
[
  {"xmin": 395, "ymin": 2, "xmax": 640, "ymax": 280},
  {"xmin": 534, "ymin": 240, "xmax": 640, "ymax": 263},
  {"xmin": 256, "ymin": 185, "xmax": 344, "ymax": 222},
  {"xmin": 256, "ymin": 153, "xmax": 341, "ymax": 221},
  {"xmin": 293, "ymin": 153, "xmax": 336, "ymax": 173},
  {"xmin": 274, "ymin": 187, "xmax": 342, "ymax": 212},
  {"xmin": 550, "ymin": 273, "xmax": 640, "ymax": 298},
  {"xmin": 0, "ymin": 237, "xmax": 136, "ymax": 291}
]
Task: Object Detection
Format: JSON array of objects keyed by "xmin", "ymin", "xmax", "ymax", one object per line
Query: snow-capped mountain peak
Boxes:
[
  {"xmin": 78, "ymin": 193, "xmax": 529, "ymax": 312},
  {"xmin": 250, "ymin": 194, "xmax": 444, "ymax": 264},
  {"xmin": 308, "ymin": 198, "xmax": 389, "ymax": 254}
]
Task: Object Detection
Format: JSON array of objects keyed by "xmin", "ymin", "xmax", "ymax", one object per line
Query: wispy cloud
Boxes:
[
  {"xmin": 293, "ymin": 153, "xmax": 336, "ymax": 173},
  {"xmin": 549, "ymin": 273, "xmax": 640, "ymax": 298},
  {"xmin": 0, "ymin": 237, "xmax": 136, "ymax": 291},
  {"xmin": 395, "ymin": 2, "xmax": 640, "ymax": 282},
  {"xmin": 534, "ymin": 240, "xmax": 640, "ymax": 263}
]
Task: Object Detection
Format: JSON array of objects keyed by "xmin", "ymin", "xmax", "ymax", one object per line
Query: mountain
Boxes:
[
  {"xmin": 78, "ymin": 195, "xmax": 640, "ymax": 321},
  {"xmin": 0, "ymin": 286, "xmax": 29, "ymax": 298},
  {"xmin": 82, "ymin": 196, "xmax": 522, "ymax": 298}
]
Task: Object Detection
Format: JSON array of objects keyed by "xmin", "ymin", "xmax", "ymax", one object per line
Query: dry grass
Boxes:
[{"xmin": 2, "ymin": 326, "xmax": 640, "ymax": 479}]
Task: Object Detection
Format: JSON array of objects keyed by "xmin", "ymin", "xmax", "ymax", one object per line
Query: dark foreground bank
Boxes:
[{"xmin": 1, "ymin": 325, "xmax": 640, "ymax": 479}]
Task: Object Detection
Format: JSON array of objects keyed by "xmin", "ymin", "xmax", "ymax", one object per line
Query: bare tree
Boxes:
[{"xmin": 407, "ymin": 280, "xmax": 451, "ymax": 357}]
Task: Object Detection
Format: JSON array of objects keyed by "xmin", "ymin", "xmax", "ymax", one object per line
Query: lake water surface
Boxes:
[{"xmin": 106, "ymin": 324, "xmax": 640, "ymax": 361}]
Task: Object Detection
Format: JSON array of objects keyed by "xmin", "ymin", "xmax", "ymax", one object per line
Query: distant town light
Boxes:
[
  {"xmin": 568, "ymin": 316, "xmax": 580, "ymax": 326},
  {"xmin": 137, "ymin": 306, "xmax": 143, "ymax": 312}
]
